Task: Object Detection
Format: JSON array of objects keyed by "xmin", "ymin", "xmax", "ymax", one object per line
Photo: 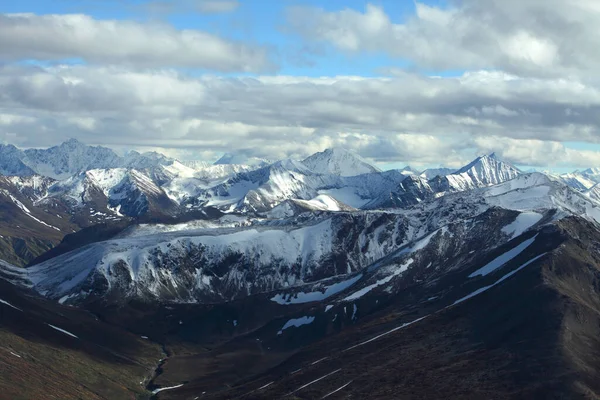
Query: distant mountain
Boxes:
[
  {"xmin": 302, "ymin": 148, "xmax": 380, "ymax": 177},
  {"xmin": 122, "ymin": 150, "xmax": 174, "ymax": 170},
  {"xmin": 553, "ymin": 172, "xmax": 596, "ymax": 191},
  {"xmin": 584, "ymin": 183, "xmax": 600, "ymax": 203},
  {"xmin": 180, "ymin": 160, "xmax": 212, "ymax": 170},
  {"xmin": 445, "ymin": 153, "xmax": 521, "ymax": 191},
  {"xmin": 0, "ymin": 139, "xmax": 177, "ymax": 180},
  {"xmin": 582, "ymin": 167, "xmax": 600, "ymax": 176},
  {"xmin": 420, "ymin": 167, "xmax": 455, "ymax": 179},
  {"xmin": 22, "ymin": 139, "xmax": 124, "ymax": 180},
  {"xmin": 0, "ymin": 144, "xmax": 36, "ymax": 176},
  {"xmin": 399, "ymin": 166, "xmax": 418, "ymax": 176},
  {"xmin": 46, "ymin": 168, "xmax": 179, "ymax": 218},
  {"xmin": 390, "ymin": 153, "xmax": 522, "ymax": 207},
  {"xmin": 214, "ymin": 153, "xmax": 271, "ymax": 167}
]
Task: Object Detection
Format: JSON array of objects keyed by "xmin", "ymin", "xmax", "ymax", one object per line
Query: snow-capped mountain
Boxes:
[
  {"xmin": 550, "ymin": 172, "xmax": 597, "ymax": 191},
  {"xmin": 302, "ymin": 148, "xmax": 381, "ymax": 177},
  {"xmin": 388, "ymin": 153, "xmax": 521, "ymax": 207},
  {"xmin": 0, "ymin": 139, "xmax": 177, "ymax": 180},
  {"xmin": 180, "ymin": 160, "xmax": 212, "ymax": 170},
  {"xmin": 13, "ymin": 169, "xmax": 600, "ymax": 305},
  {"xmin": 4, "ymin": 143, "xmax": 600, "ymax": 400},
  {"xmin": 214, "ymin": 153, "xmax": 271, "ymax": 168},
  {"xmin": 420, "ymin": 167, "xmax": 455, "ymax": 179},
  {"xmin": 21, "ymin": 139, "xmax": 124, "ymax": 180},
  {"xmin": 584, "ymin": 183, "xmax": 600, "ymax": 203},
  {"xmin": 0, "ymin": 144, "xmax": 531, "ymax": 224},
  {"xmin": 445, "ymin": 153, "xmax": 521, "ymax": 191},
  {"xmin": 45, "ymin": 168, "xmax": 179, "ymax": 218},
  {"xmin": 190, "ymin": 159, "xmax": 406, "ymax": 213},
  {"xmin": 0, "ymin": 144, "xmax": 36, "ymax": 176},
  {"xmin": 398, "ymin": 166, "xmax": 418, "ymax": 176},
  {"xmin": 582, "ymin": 167, "xmax": 600, "ymax": 179}
]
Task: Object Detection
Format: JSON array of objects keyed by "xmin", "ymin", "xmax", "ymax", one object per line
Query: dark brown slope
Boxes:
[
  {"xmin": 151, "ymin": 218, "xmax": 600, "ymax": 400},
  {"xmin": 0, "ymin": 278, "xmax": 163, "ymax": 400}
]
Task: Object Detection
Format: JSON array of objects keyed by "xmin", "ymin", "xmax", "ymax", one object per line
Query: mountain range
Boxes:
[{"xmin": 1, "ymin": 139, "xmax": 600, "ymax": 399}]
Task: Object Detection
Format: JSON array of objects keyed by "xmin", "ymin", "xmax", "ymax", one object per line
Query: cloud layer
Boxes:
[
  {"xmin": 0, "ymin": 13, "xmax": 271, "ymax": 71},
  {"xmin": 2, "ymin": 64, "xmax": 600, "ymax": 167},
  {"xmin": 287, "ymin": 0, "xmax": 600, "ymax": 78}
]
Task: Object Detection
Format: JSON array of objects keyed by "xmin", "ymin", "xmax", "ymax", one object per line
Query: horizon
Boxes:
[{"xmin": 0, "ymin": 137, "xmax": 590, "ymax": 175}]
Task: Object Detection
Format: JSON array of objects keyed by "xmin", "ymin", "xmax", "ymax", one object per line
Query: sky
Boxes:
[{"xmin": 2, "ymin": 0, "xmax": 600, "ymax": 171}]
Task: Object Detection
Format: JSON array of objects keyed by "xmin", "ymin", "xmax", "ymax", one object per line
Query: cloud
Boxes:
[
  {"xmin": 286, "ymin": 1, "xmax": 600, "ymax": 78},
  {"xmin": 0, "ymin": 13, "xmax": 272, "ymax": 72},
  {"xmin": 194, "ymin": 0, "xmax": 239, "ymax": 14},
  {"xmin": 2, "ymin": 64, "xmax": 600, "ymax": 167},
  {"xmin": 474, "ymin": 136, "xmax": 600, "ymax": 168},
  {"xmin": 144, "ymin": 0, "xmax": 239, "ymax": 15}
]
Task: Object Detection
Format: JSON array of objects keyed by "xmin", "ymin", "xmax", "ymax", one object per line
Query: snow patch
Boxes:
[
  {"xmin": 47, "ymin": 324, "xmax": 78, "ymax": 338},
  {"xmin": 456, "ymin": 253, "xmax": 547, "ymax": 305},
  {"xmin": 0, "ymin": 298, "xmax": 22, "ymax": 311},
  {"xmin": 343, "ymin": 259, "xmax": 413, "ymax": 301},
  {"xmin": 502, "ymin": 212, "xmax": 543, "ymax": 239},
  {"xmin": 271, "ymin": 274, "xmax": 362, "ymax": 305},
  {"xmin": 468, "ymin": 234, "xmax": 538, "ymax": 278},
  {"xmin": 151, "ymin": 384, "xmax": 184, "ymax": 395},
  {"xmin": 277, "ymin": 316, "xmax": 315, "ymax": 335}
]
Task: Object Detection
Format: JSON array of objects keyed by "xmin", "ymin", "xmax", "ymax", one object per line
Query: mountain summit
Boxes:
[
  {"xmin": 302, "ymin": 148, "xmax": 381, "ymax": 177},
  {"xmin": 214, "ymin": 153, "xmax": 271, "ymax": 167},
  {"xmin": 446, "ymin": 153, "xmax": 521, "ymax": 190}
]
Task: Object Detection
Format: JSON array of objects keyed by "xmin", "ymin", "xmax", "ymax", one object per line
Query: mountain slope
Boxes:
[
  {"xmin": 194, "ymin": 217, "xmax": 599, "ymax": 399},
  {"xmin": 17, "ymin": 172, "xmax": 600, "ymax": 306},
  {"xmin": 0, "ymin": 277, "xmax": 163, "ymax": 399},
  {"xmin": 3, "ymin": 170, "xmax": 600, "ymax": 398}
]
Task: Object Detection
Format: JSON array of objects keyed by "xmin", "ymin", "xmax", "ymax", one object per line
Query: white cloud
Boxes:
[
  {"xmin": 287, "ymin": 1, "xmax": 600, "ymax": 78},
  {"xmin": 0, "ymin": 13, "xmax": 272, "ymax": 72},
  {"xmin": 2, "ymin": 64, "xmax": 600, "ymax": 167},
  {"xmin": 194, "ymin": 0, "xmax": 239, "ymax": 14},
  {"xmin": 144, "ymin": 0, "xmax": 239, "ymax": 15},
  {"xmin": 474, "ymin": 136, "xmax": 600, "ymax": 168}
]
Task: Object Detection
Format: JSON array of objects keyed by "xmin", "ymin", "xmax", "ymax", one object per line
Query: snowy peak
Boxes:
[
  {"xmin": 302, "ymin": 148, "xmax": 381, "ymax": 177},
  {"xmin": 399, "ymin": 166, "xmax": 418, "ymax": 176},
  {"xmin": 554, "ymin": 172, "xmax": 596, "ymax": 191},
  {"xmin": 122, "ymin": 150, "xmax": 174, "ymax": 170},
  {"xmin": 214, "ymin": 153, "xmax": 271, "ymax": 167},
  {"xmin": 0, "ymin": 144, "xmax": 35, "ymax": 176},
  {"xmin": 0, "ymin": 140, "xmax": 179, "ymax": 180},
  {"xmin": 21, "ymin": 139, "xmax": 123, "ymax": 180},
  {"xmin": 180, "ymin": 160, "xmax": 212, "ymax": 170},
  {"xmin": 420, "ymin": 167, "xmax": 455, "ymax": 179},
  {"xmin": 448, "ymin": 153, "xmax": 521, "ymax": 190},
  {"xmin": 582, "ymin": 167, "xmax": 600, "ymax": 176},
  {"xmin": 455, "ymin": 153, "xmax": 517, "ymax": 176}
]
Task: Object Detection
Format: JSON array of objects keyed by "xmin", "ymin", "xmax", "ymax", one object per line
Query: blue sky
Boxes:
[
  {"xmin": 1, "ymin": 0, "xmax": 441, "ymax": 77},
  {"xmin": 1, "ymin": 0, "xmax": 600, "ymax": 172}
]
